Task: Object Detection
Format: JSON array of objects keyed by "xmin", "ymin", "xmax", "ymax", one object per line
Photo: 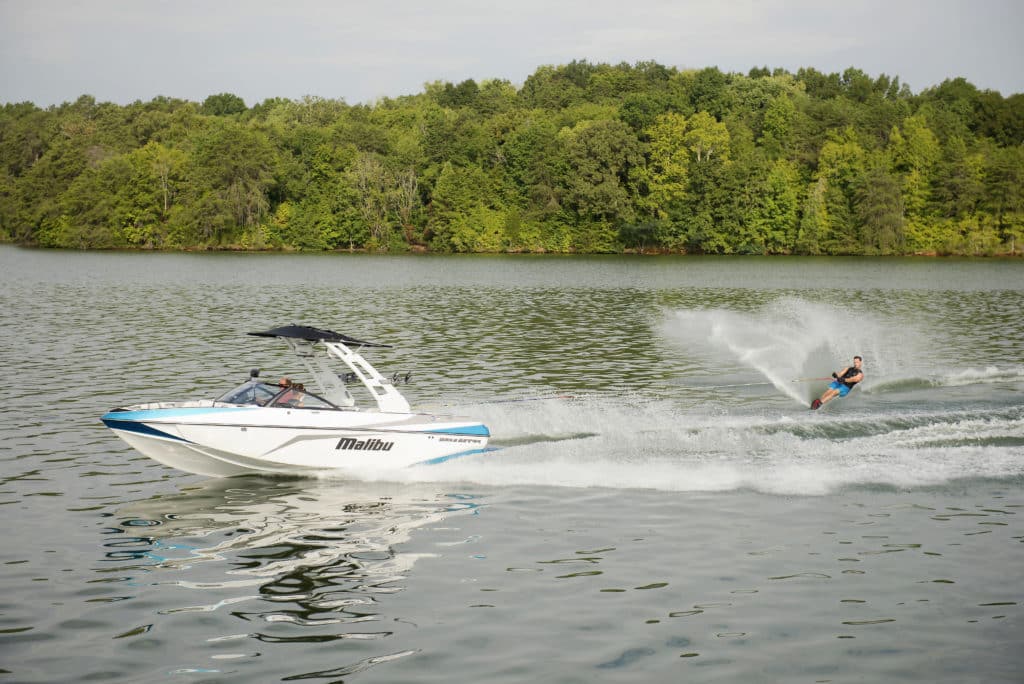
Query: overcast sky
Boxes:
[{"xmin": 2, "ymin": 0, "xmax": 1021, "ymax": 108}]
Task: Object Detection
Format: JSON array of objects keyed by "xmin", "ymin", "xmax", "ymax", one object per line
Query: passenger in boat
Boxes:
[
  {"xmin": 277, "ymin": 382, "xmax": 306, "ymax": 408},
  {"xmin": 259, "ymin": 377, "xmax": 291, "ymax": 406},
  {"xmin": 811, "ymin": 356, "xmax": 863, "ymax": 409},
  {"xmin": 274, "ymin": 377, "xmax": 298, "ymax": 406}
]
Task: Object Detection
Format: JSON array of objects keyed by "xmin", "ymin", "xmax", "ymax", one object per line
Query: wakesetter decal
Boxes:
[{"xmin": 335, "ymin": 437, "xmax": 394, "ymax": 451}]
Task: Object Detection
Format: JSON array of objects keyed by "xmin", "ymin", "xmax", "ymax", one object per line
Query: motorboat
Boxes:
[{"xmin": 101, "ymin": 325, "xmax": 491, "ymax": 478}]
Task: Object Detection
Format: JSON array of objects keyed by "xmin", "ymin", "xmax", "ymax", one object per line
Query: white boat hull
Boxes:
[{"xmin": 102, "ymin": 405, "xmax": 490, "ymax": 478}]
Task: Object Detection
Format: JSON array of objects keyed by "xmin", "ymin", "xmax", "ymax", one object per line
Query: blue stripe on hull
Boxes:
[
  {"xmin": 413, "ymin": 446, "xmax": 499, "ymax": 466},
  {"xmin": 102, "ymin": 418, "xmax": 190, "ymax": 443},
  {"xmin": 425, "ymin": 424, "xmax": 491, "ymax": 437}
]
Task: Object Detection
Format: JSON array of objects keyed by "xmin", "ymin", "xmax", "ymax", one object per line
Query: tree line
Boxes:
[{"xmin": 1, "ymin": 61, "xmax": 1022, "ymax": 255}]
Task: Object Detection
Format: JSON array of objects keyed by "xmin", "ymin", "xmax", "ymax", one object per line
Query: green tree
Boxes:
[
  {"xmin": 433, "ymin": 79, "xmax": 480, "ymax": 109},
  {"xmin": 428, "ymin": 162, "xmax": 504, "ymax": 252},
  {"xmin": 689, "ymin": 67, "xmax": 733, "ymax": 118},
  {"xmin": 855, "ymin": 158, "xmax": 905, "ymax": 254},
  {"xmin": 796, "ymin": 176, "xmax": 829, "ymax": 254},
  {"xmin": 558, "ymin": 119, "xmax": 642, "ymax": 231},
  {"xmin": 45, "ymin": 154, "xmax": 133, "ymax": 248},
  {"xmin": 518, "ymin": 64, "xmax": 587, "ymax": 109},
  {"xmin": 349, "ymin": 152, "xmax": 392, "ymax": 249},
  {"xmin": 814, "ymin": 128, "xmax": 866, "ymax": 253},
  {"xmin": 0, "ymin": 167, "xmax": 14, "ymax": 240},
  {"xmin": 201, "ymin": 93, "xmax": 247, "ymax": 116},
  {"xmin": 683, "ymin": 111, "xmax": 731, "ymax": 162},
  {"xmin": 983, "ymin": 145, "xmax": 1024, "ymax": 252},
  {"xmin": 754, "ymin": 158, "xmax": 802, "ymax": 253},
  {"xmin": 180, "ymin": 121, "xmax": 277, "ymax": 244},
  {"xmin": 141, "ymin": 142, "xmax": 187, "ymax": 218},
  {"xmin": 502, "ymin": 114, "xmax": 565, "ymax": 243},
  {"xmin": 890, "ymin": 115, "xmax": 941, "ymax": 217},
  {"xmin": 933, "ymin": 136, "xmax": 985, "ymax": 219},
  {"xmin": 392, "ymin": 167, "xmax": 421, "ymax": 244},
  {"xmin": 760, "ymin": 94, "xmax": 796, "ymax": 157},
  {"xmin": 640, "ymin": 112, "xmax": 690, "ymax": 230}
]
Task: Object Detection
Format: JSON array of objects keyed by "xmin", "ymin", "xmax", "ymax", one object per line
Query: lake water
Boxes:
[{"xmin": 1, "ymin": 246, "xmax": 1022, "ymax": 683}]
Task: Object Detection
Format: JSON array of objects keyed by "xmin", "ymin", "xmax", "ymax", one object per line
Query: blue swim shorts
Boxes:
[{"xmin": 828, "ymin": 380, "xmax": 851, "ymax": 397}]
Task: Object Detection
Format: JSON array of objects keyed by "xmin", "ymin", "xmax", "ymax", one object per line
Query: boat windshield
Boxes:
[
  {"xmin": 216, "ymin": 381, "xmax": 281, "ymax": 406},
  {"xmin": 268, "ymin": 387, "xmax": 336, "ymax": 410},
  {"xmin": 215, "ymin": 380, "xmax": 339, "ymax": 409}
]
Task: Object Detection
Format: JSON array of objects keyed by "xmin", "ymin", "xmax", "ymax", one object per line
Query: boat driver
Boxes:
[{"xmin": 276, "ymin": 380, "xmax": 305, "ymax": 407}]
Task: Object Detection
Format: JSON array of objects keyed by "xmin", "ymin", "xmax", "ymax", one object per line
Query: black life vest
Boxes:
[{"xmin": 840, "ymin": 366, "xmax": 862, "ymax": 388}]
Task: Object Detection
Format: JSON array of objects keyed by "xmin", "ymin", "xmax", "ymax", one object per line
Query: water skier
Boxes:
[{"xmin": 811, "ymin": 356, "xmax": 863, "ymax": 410}]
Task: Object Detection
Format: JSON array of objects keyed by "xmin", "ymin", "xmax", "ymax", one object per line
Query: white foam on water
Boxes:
[
  {"xmin": 661, "ymin": 297, "xmax": 919, "ymax": 404},
  {"xmin": 319, "ymin": 298, "xmax": 1022, "ymax": 496},
  {"xmin": 921, "ymin": 365, "xmax": 1021, "ymax": 387},
  {"xmin": 862, "ymin": 365, "xmax": 1024, "ymax": 396},
  {"xmin": 325, "ymin": 397, "xmax": 1024, "ymax": 496}
]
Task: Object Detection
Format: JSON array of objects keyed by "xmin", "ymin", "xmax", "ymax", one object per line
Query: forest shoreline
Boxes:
[
  {"xmin": 3, "ymin": 240, "xmax": 1019, "ymax": 258},
  {"xmin": 3, "ymin": 61, "xmax": 1021, "ymax": 258}
]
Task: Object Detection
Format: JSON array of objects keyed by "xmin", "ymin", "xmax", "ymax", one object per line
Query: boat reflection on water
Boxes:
[
  {"xmin": 103, "ymin": 477, "xmax": 485, "ymax": 668},
  {"xmin": 100, "ymin": 479, "xmax": 487, "ymax": 678},
  {"xmin": 108, "ymin": 479, "xmax": 482, "ymax": 584}
]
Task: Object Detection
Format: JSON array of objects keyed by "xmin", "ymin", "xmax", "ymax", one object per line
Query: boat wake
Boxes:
[
  {"xmin": 294, "ymin": 300, "xmax": 1022, "ymax": 496},
  {"xmin": 864, "ymin": 365, "xmax": 1024, "ymax": 393},
  {"xmin": 317, "ymin": 396, "xmax": 1024, "ymax": 496}
]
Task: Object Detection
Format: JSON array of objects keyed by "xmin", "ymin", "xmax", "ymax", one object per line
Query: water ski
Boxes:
[{"xmin": 810, "ymin": 384, "xmax": 859, "ymax": 411}]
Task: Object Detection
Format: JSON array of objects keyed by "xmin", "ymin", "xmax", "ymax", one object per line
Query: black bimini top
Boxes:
[{"xmin": 248, "ymin": 325, "xmax": 390, "ymax": 347}]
